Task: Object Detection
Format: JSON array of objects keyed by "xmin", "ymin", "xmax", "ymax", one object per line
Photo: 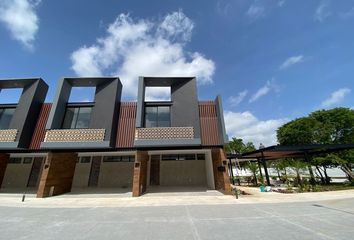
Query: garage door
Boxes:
[{"xmin": 159, "ymin": 154, "xmax": 207, "ymax": 186}]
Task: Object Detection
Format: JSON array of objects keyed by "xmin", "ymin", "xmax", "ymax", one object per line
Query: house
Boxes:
[{"xmin": 0, "ymin": 77, "xmax": 231, "ymax": 197}]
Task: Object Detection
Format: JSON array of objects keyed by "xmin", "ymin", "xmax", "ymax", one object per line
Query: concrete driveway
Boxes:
[{"xmin": 1, "ymin": 197, "xmax": 353, "ymax": 240}]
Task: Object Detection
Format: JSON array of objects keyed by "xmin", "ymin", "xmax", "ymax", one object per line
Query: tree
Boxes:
[
  {"xmin": 277, "ymin": 108, "xmax": 354, "ymax": 182},
  {"xmin": 247, "ymin": 162, "xmax": 259, "ymax": 185},
  {"xmin": 225, "ymin": 137, "xmax": 256, "ymax": 154}
]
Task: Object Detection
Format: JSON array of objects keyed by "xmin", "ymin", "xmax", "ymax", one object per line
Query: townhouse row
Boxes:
[{"xmin": 0, "ymin": 77, "xmax": 231, "ymax": 197}]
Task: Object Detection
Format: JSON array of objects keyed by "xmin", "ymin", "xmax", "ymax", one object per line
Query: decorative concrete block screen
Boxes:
[
  {"xmin": 135, "ymin": 127, "xmax": 194, "ymax": 140},
  {"xmin": 44, "ymin": 129, "xmax": 105, "ymax": 142},
  {"xmin": 0, "ymin": 129, "xmax": 18, "ymax": 142}
]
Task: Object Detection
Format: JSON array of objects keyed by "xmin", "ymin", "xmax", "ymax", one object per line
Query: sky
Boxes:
[{"xmin": 0, "ymin": 0, "xmax": 353, "ymax": 147}]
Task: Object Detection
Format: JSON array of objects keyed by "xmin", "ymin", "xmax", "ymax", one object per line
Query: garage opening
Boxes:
[
  {"xmin": 147, "ymin": 150, "xmax": 215, "ymax": 193},
  {"xmin": 1, "ymin": 156, "xmax": 44, "ymax": 193},
  {"xmin": 71, "ymin": 154, "xmax": 135, "ymax": 194}
]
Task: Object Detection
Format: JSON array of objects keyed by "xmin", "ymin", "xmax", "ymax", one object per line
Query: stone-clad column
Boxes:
[
  {"xmin": 0, "ymin": 153, "xmax": 9, "ymax": 189},
  {"xmin": 211, "ymin": 148, "xmax": 232, "ymax": 194},
  {"xmin": 37, "ymin": 152, "xmax": 77, "ymax": 198},
  {"xmin": 132, "ymin": 151, "xmax": 148, "ymax": 197}
]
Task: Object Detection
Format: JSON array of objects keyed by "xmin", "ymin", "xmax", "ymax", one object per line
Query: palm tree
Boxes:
[{"xmin": 247, "ymin": 162, "xmax": 259, "ymax": 186}]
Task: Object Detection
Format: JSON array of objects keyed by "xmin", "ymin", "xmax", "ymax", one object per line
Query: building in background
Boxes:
[{"xmin": 0, "ymin": 77, "xmax": 231, "ymax": 197}]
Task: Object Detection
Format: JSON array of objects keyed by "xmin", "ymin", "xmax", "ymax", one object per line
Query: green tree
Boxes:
[
  {"xmin": 225, "ymin": 137, "xmax": 256, "ymax": 154},
  {"xmin": 277, "ymin": 108, "xmax": 354, "ymax": 181},
  {"xmin": 247, "ymin": 162, "xmax": 259, "ymax": 185}
]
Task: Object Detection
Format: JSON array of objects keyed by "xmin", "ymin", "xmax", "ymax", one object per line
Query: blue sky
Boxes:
[{"xmin": 0, "ymin": 0, "xmax": 353, "ymax": 146}]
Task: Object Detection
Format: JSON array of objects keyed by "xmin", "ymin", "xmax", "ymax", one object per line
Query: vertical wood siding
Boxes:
[
  {"xmin": 29, "ymin": 103, "xmax": 51, "ymax": 150},
  {"xmin": 116, "ymin": 102, "xmax": 137, "ymax": 148},
  {"xmin": 199, "ymin": 101, "xmax": 221, "ymax": 146}
]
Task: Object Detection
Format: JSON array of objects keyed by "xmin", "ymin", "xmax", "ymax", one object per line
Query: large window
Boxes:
[
  {"xmin": 145, "ymin": 106, "xmax": 170, "ymax": 128},
  {"xmin": 62, "ymin": 107, "xmax": 92, "ymax": 129},
  {"xmin": 0, "ymin": 108, "xmax": 15, "ymax": 129}
]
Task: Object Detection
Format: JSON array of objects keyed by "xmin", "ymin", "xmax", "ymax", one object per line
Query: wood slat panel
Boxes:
[
  {"xmin": 199, "ymin": 101, "xmax": 220, "ymax": 146},
  {"xmin": 29, "ymin": 103, "xmax": 51, "ymax": 150},
  {"xmin": 116, "ymin": 102, "xmax": 137, "ymax": 148}
]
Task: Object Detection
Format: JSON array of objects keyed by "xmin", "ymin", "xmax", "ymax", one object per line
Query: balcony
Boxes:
[
  {"xmin": 0, "ymin": 129, "xmax": 18, "ymax": 142},
  {"xmin": 135, "ymin": 127, "xmax": 194, "ymax": 140},
  {"xmin": 44, "ymin": 129, "xmax": 105, "ymax": 142}
]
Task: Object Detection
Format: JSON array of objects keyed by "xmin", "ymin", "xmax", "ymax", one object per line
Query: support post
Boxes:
[
  {"xmin": 228, "ymin": 157, "xmax": 235, "ymax": 185},
  {"xmin": 132, "ymin": 151, "xmax": 148, "ymax": 197},
  {"xmin": 0, "ymin": 154, "xmax": 9, "ymax": 189},
  {"xmin": 211, "ymin": 148, "xmax": 232, "ymax": 194},
  {"xmin": 37, "ymin": 152, "xmax": 77, "ymax": 198},
  {"xmin": 261, "ymin": 151, "xmax": 271, "ymax": 186},
  {"xmin": 257, "ymin": 158, "xmax": 263, "ymax": 179}
]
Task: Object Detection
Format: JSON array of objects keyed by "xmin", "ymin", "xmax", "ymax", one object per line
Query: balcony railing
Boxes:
[
  {"xmin": 44, "ymin": 129, "xmax": 105, "ymax": 142},
  {"xmin": 0, "ymin": 129, "xmax": 18, "ymax": 142},
  {"xmin": 135, "ymin": 127, "xmax": 194, "ymax": 140}
]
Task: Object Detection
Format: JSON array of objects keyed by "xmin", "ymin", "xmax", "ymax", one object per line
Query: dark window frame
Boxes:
[
  {"xmin": 144, "ymin": 104, "xmax": 171, "ymax": 128},
  {"xmin": 0, "ymin": 106, "xmax": 16, "ymax": 130},
  {"xmin": 61, "ymin": 104, "xmax": 93, "ymax": 129}
]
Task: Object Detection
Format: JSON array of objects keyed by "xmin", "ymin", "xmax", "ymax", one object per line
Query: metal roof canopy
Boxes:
[
  {"xmin": 226, "ymin": 143, "xmax": 354, "ymax": 186},
  {"xmin": 238, "ymin": 143, "xmax": 354, "ymax": 160}
]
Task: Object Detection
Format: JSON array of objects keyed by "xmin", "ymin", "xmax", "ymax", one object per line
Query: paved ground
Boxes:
[{"xmin": 0, "ymin": 197, "xmax": 353, "ymax": 240}]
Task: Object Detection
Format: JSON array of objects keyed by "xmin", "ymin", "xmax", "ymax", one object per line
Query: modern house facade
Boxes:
[{"xmin": 0, "ymin": 77, "xmax": 231, "ymax": 197}]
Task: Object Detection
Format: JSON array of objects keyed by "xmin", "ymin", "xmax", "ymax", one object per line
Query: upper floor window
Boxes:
[
  {"xmin": 62, "ymin": 106, "xmax": 92, "ymax": 129},
  {"xmin": 145, "ymin": 106, "xmax": 170, "ymax": 128},
  {"xmin": 0, "ymin": 108, "xmax": 15, "ymax": 129}
]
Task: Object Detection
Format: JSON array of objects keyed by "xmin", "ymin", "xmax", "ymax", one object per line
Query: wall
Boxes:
[
  {"xmin": 160, "ymin": 160, "xmax": 206, "ymax": 186},
  {"xmin": 1, "ymin": 161, "xmax": 32, "ymax": 188},
  {"xmin": 72, "ymin": 162, "xmax": 91, "ymax": 188},
  {"xmin": 37, "ymin": 152, "xmax": 77, "ymax": 198},
  {"xmin": 98, "ymin": 162, "xmax": 134, "ymax": 188},
  {"xmin": 0, "ymin": 154, "xmax": 8, "ymax": 188}
]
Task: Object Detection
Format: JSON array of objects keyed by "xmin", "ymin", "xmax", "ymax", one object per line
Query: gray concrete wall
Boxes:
[
  {"xmin": 214, "ymin": 95, "xmax": 228, "ymax": 145},
  {"xmin": 160, "ymin": 160, "xmax": 207, "ymax": 186},
  {"xmin": 1, "ymin": 162, "xmax": 33, "ymax": 188},
  {"xmin": 5, "ymin": 79, "xmax": 48, "ymax": 148},
  {"xmin": 90, "ymin": 79, "xmax": 122, "ymax": 145},
  {"xmin": 45, "ymin": 78, "xmax": 71, "ymax": 129},
  {"xmin": 72, "ymin": 162, "xmax": 91, "ymax": 188},
  {"xmin": 171, "ymin": 78, "xmax": 201, "ymax": 138},
  {"xmin": 98, "ymin": 162, "xmax": 134, "ymax": 188}
]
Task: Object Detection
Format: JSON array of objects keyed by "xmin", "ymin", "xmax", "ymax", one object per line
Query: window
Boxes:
[
  {"xmin": 103, "ymin": 156, "xmax": 135, "ymax": 162},
  {"xmin": 161, "ymin": 154, "xmax": 199, "ymax": 161},
  {"xmin": 0, "ymin": 108, "xmax": 15, "ymax": 129},
  {"xmin": 197, "ymin": 154, "xmax": 205, "ymax": 160},
  {"xmin": 80, "ymin": 156, "xmax": 91, "ymax": 163},
  {"xmin": 145, "ymin": 106, "xmax": 170, "ymax": 128},
  {"xmin": 23, "ymin": 157, "xmax": 33, "ymax": 164},
  {"xmin": 62, "ymin": 107, "xmax": 92, "ymax": 129},
  {"xmin": 8, "ymin": 157, "xmax": 21, "ymax": 164}
]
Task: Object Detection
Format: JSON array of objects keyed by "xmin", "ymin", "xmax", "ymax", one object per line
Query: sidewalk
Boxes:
[{"xmin": 1, "ymin": 187, "xmax": 354, "ymax": 208}]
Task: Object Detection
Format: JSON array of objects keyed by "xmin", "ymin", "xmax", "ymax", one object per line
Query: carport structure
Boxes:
[{"xmin": 227, "ymin": 144, "xmax": 354, "ymax": 186}]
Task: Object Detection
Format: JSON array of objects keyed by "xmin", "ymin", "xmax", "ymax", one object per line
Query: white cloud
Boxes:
[
  {"xmin": 278, "ymin": 0, "xmax": 286, "ymax": 7},
  {"xmin": 224, "ymin": 110, "xmax": 288, "ymax": 147},
  {"xmin": 228, "ymin": 90, "xmax": 248, "ymax": 107},
  {"xmin": 71, "ymin": 11, "xmax": 215, "ymax": 100},
  {"xmin": 340, "ymin": 7, "xmax": 354, "ymax": 19},
  {"xmin": 321, "ymin": 88, "xmax": 351, "ymax": 108},
  {"xmin": 315, "ymin": 0, "xmax": 332, "ymax": 22},
  {"xmin": 0, "ymin": 0, "xmax": 40, "ymax": 49},
  {"xmin": 279, "ymin": 55, "xmax": 304, "ymax": 70},
  {"xmin": 249, "ymin": 81, "xmax": 272, "ymax": 103},
  {"xmin": 246, "ymin": 1, "xmax": 265, "ymax": 21}
]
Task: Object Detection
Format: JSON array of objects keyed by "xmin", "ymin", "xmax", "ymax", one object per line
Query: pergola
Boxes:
[{"xmin": 227, "ymin": 143, "xmax": 354, "ymax": 186}]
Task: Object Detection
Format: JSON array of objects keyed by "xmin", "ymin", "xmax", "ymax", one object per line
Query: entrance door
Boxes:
[
  {"xmin": 27, "ymin": 157, "xmax": 44, "ymax": 187},
  {"xmin": 88, "ymin": 156, "xmax": 101, "ymax": 187},
  {"xmin": 150, "ymin": 155, "xmax": 160, "ymax": 185}
]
